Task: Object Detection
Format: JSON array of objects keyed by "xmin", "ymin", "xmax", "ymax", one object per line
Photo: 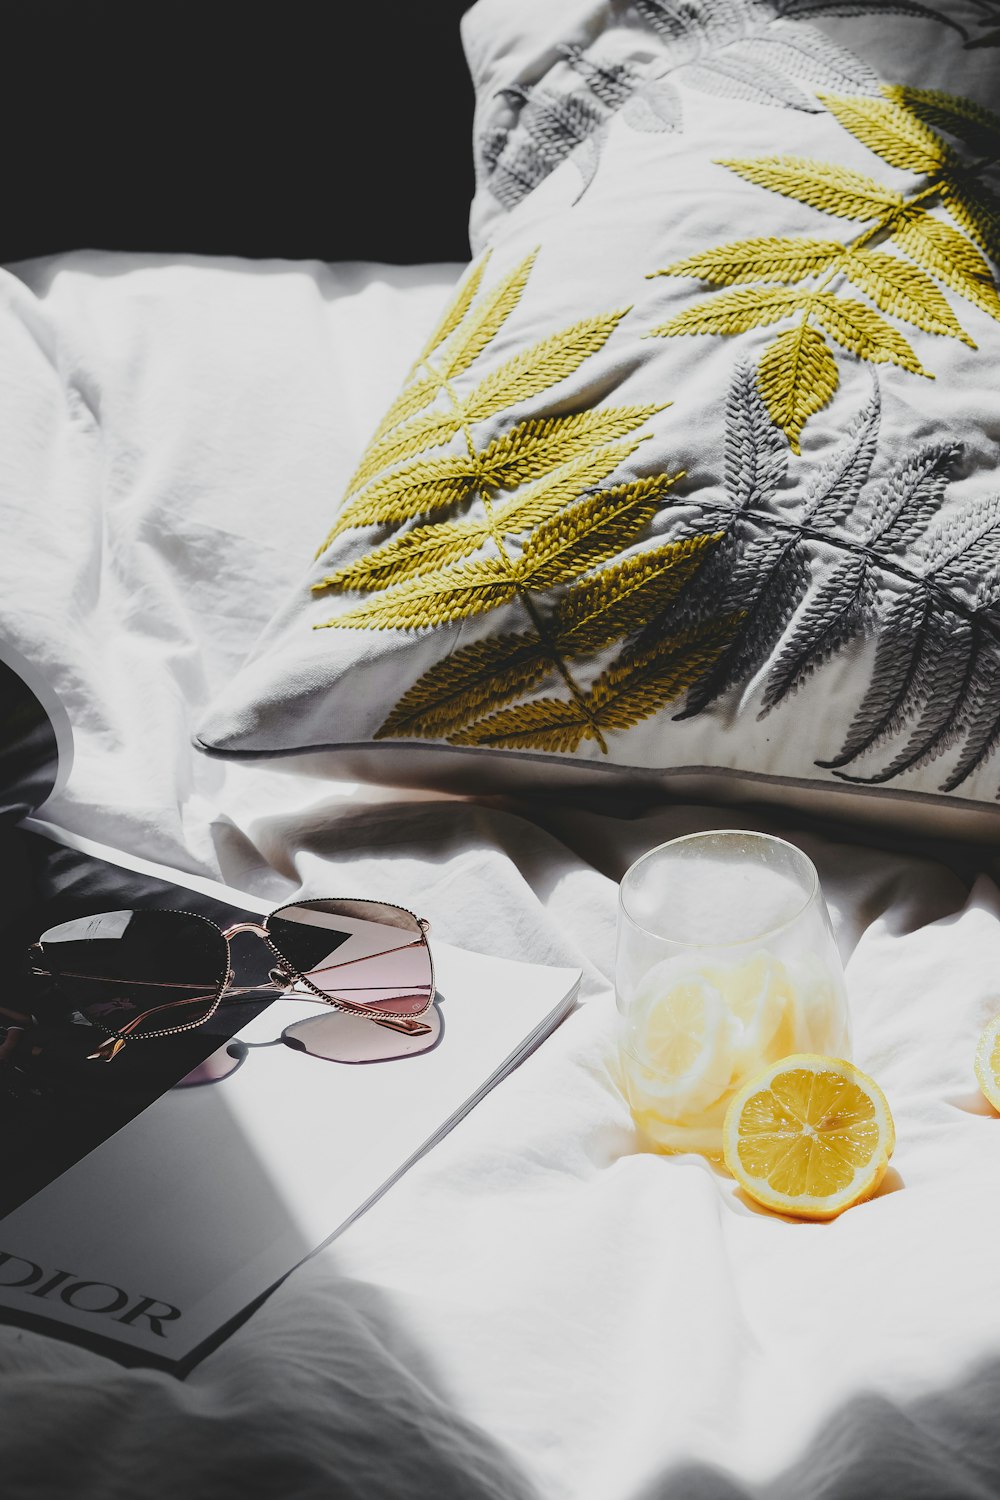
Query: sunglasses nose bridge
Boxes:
[{"xmin": 221, "ymin": 921, "xmax": 270, "ymax": 942}]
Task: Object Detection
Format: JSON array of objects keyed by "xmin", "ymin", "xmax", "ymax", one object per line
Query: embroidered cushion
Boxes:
[{"xmin": 195, "ymin": 0, "xmax": 1000, "ymax": 830}]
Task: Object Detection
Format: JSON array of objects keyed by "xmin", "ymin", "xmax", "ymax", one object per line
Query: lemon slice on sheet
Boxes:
[
  {"xmin": 975, "ymin": 1014, "xmax": 1000, "ymax": 1111},
  {"xmin": 722, "ymin": 1054, "xmax": 895, "ymax": 1220}
]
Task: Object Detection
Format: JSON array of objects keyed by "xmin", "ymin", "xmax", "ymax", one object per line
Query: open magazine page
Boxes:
[{"xmin": 0, "ymin": 824, "xmax": 580, "ymax": 1372}]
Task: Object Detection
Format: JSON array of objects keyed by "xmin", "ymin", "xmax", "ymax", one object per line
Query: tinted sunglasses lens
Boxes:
[
  {"xmin": 265, "ymin": 899, "xmax": 433, "ymax": 1018},
  {"xmin": 282, "ymin": 1001, "xmax": 442, "ymax": 1064},
  {"xmin": 37, "ymin": 910, "xmax": 228, "ymax": 1039}
]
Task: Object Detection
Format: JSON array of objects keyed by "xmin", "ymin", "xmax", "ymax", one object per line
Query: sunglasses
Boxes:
[{"xmin": 18, "ymin": 898, "xmax": 437, "ymax": 1068}]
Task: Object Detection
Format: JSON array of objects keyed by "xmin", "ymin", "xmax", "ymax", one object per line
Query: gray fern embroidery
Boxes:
[
  {"xmin": 962, "ymin": 0, "xmax": 1000, "ymax": 46},
  {"xmin": 482, "ymin": 49, "xmax": 637, "ymax": 212},
  {"xmin": 775, "ymin": 0, "xmax": 999, "ymax": 47},
  {"xmin": 659, "ymin": 361, "xmax": 1000, "ymax": 794},
  {"xmin": 478, "ymin": 0, "xmax": 980, "ymax": 212},
  {"xmin": 770, "ymin": 0, "xmax": 970, "ymax": 36}
]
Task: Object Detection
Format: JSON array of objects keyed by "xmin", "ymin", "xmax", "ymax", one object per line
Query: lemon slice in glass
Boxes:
[
  {"xmin": 975, "ymin": 1014, "xmax": 1000, "ymax": 1111},
  {"xmin": 632, "ymin": 1093, "xmax": 731, "ymax": 1157},
  {"xmin": 724, "ymin": 951, "xmax": 793, "ymax": 1073},
  {"xmin": 625, "ymin": 960, "xmax": 734, "ymax": 1119},
  {"xmin": 722, "ymin": 1053, "xmax": 895, "ymax": 1220}
]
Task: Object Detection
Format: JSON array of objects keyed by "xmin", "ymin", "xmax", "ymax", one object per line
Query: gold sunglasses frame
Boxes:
[{"xmin": 26, "ymin": 899, "xmax": 435, "ymax": 1062}]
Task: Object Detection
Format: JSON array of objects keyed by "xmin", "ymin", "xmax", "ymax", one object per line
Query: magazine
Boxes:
[{"xmin": 0, "ymin": 822, "xmax": 581, "ymax": 1373}]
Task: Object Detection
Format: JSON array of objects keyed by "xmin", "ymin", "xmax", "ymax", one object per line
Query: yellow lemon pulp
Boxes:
[
  {"xmin": 622, "ymin": 952, "xmax": 848, "ymax": 1158},
  {"xmin": 974, "ymin": 1014, "xmax": 1000, "ymax": 1111},
  {"xmin": 722, "ymin": 1054, "xmax": 895, "ymax": 1220}
]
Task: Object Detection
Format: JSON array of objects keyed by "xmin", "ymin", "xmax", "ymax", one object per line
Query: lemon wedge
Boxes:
[
  {"xmin": 722, "ymin": 1053, "xmax": 895, "ymax": 1220},
  {"xmin": 975, "ymin": 1014, "xmax": 1000, "ymax": 1111}
]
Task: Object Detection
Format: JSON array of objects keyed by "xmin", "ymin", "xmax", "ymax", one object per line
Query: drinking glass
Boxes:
[{"xmin": 616, "ymin": 830, "xmax": 850, "ymax": 1160}]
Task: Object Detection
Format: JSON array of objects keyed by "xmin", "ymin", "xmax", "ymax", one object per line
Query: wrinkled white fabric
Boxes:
[
  {"xmin": 0, "ymin": 251, "xmax": 465, "ymax": 880},
  {"xmin": 2, "ymin": 253, "xmax": 1000, "ymax": 1500}
]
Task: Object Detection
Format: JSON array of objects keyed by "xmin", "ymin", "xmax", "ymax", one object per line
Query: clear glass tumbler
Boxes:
[{"xmin": 616, "ymin": 830, "xmax": 850, "ymax": 1160}]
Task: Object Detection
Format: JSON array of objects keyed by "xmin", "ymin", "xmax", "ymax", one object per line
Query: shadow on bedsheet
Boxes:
[
  {"xmin": 1, "ymin": 1255, "xmax": 546, "ymax": 1500},
  {"xmin": 634, "ymin": 1357, "xmax": 1000, "ymax": 1500},
  {"xmin": 3, "ymin": 1259, "xmax": 1000, "ymax": 1500}
]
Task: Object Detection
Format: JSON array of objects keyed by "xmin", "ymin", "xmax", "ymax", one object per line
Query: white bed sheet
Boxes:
[
  {"xmin": 0, "ymin": 250, "xmax": 466, "ymax": 884},
  {"xmin": 3, "ymin": 252, "xmax": 1000, "ymax": 1500}
]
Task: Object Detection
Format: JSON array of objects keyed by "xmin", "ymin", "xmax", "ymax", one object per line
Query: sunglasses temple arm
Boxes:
[
  {"xmin": 87, "ymin": 981, "xmax": 281, "ymax": 1062},
  {"xmin": 306, "ymin": 937, "xmax": 427, "ymax": 980},
  {"xmin": 90, "ymin": 980, "xmax": 432, "ymax": 1061},
  {"xmin": 264, "ymin": 985, "xmax": 434, "ymax": 1036},
  {"xmin": 223, "ymin": 984, "xmax": 433, "ymax": 1030}
]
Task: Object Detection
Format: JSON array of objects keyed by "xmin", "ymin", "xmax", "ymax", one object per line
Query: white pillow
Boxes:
[{"xmin": 196, "ymin": 2, "xmax": 1000, "ymax": 834}]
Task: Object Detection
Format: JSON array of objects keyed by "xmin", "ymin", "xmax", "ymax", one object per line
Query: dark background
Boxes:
[
  {"xmin": 0, "ymin": 0, "xmax": 481, "ymax": 1209},
  {"xmin": 1, "ymin": 0, "xmax": 477, "ymax": 266}
]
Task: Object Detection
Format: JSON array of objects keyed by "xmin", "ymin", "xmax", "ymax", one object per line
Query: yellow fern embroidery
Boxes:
[
  {"xmin": 757, "ymin": 325, "xmax": 838, "ymax": 452},
  {"xmin": 319, "ymin": 479, "xmax": 683, "ymax": 631},
  {"xmin": 662, "ymin": 237, "xmax": 845, "ymax": 286},
  {"xmin": 473, "ymin": 406, "xmax": 661, "ymax": 487},
  {"xmin": 941, "ymin": 181, "xmax": 1000, "ymax": 264},
  {"xmin": 375, "ymin": 536, "xmax": 720, "ymax": 742},
  {"xmin": 882, "ymin": 86, "xmax": 1000, "ymax": 160},
  {"xmin": 839, "ymin": 251, "xmax": 974, "ymax": 345},
  {"xmin": 412, "ymin": 254, "xmax": 492, "ymax": 370},
  {"xmin": 367, "ymin": 255, "xmax": 495, "ymax": 448},
  {"xmin": 891, "ymin": 212, "xmax": 1000, "ymax": 320},
  {"xmin": 447, "ymin": 616, "xmax": 738, "ymax": 753},
  {"xmin": 335, "ymin": 250, "xmax": 541, "ymax": 506},
  {"xmin": 653, "ymin": 286, "xmax": 816, "ymax": 336},
  {"xmin": 806, "ymin": 292, "xmax": 931, "ymax": 371},
  {"xmin": 324, "ymin": 554, "xmax": 520, "ymax": 633},
  {"xmin": 314, "ymin": 251, "xmax": 724, "ymax": 753},
  {"xmin": 324, "ymin": 309, "xmax": 632, "ymax": 537},
  {"xmin": 438, "ymin": 250, "xmax": 539, "ymax": 383},
  {"xmin": 376, "ymin": 630, "xmax": 555, "ymax": 740},
  {"xmin": 819, "ymin": 94, "xmax": 952, "ymax": 175},
  {"xmin": 714, "ymin": 156, "xmax": 903, "ymax": 221},
  {"xmin": 315, "ymin": 447, "xmax": 669, "ymax": 596},
  {"xmin": 649, "ymin": 87, "xmax": 1000, "ymax": 449}
]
